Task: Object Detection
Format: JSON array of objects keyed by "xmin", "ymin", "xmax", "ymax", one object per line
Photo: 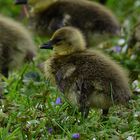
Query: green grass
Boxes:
[{"xmin": 0, "ymin": 60, "xmax": 140, "ymax": 140}]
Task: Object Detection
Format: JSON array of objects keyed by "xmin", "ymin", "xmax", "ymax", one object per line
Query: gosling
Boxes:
[
  {"xmin": 15, "ymin": 0, "xmax": 120, "ymax": 45},
  {"xmin": 40, "ymin": 26, "xmax": 131, "ymax": 118},
  {"xmin": 0, "ymin": 15, "xmax": 37, "ymax": 78}
]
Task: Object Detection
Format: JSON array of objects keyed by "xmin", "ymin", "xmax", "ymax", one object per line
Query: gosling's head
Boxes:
[{"xmin": 40, "ymin": 27, "xmax": 86, "ymax": 56}]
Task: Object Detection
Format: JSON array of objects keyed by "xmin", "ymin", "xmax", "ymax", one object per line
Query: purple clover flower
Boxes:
[
  {"xmin": 112, "ymin": 46, "xmax": 121, "ymax": 53},
  {"xmin": 72, "ymin": 133, "xmax": 80, "ymax": 139},
  {"xmin": 48, "ymin": 127, "xmax": 53, "ymax": 134},
  {"xmin": 55, "ymin": 97, "xmax": 62, "ymax": 105}
]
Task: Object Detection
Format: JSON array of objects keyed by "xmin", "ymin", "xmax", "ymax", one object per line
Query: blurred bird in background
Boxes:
[
  {"xmin": 0, "ymin": 15, "xmax": 37, "ymax": 78},
  {"xmin": 15, "ymin": 0, "xmax": 120, "ymax": 46}
]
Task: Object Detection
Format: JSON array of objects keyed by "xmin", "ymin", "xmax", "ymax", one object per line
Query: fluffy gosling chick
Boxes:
[
  {"xmin": 40, "ymin": 27, "xmax": 131, "ymax": 118},
  {"xmin": 0, "ymin": 15, "xmax": 37, "ymax": 77},
  {"xmin": 15, "ymin": 0, "xmax": 120, "ymax": 45}
]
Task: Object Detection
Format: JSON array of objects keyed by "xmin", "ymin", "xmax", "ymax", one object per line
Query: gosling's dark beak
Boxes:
[
  {"xmin": 15, "ymin": 0, "xmax": 27, "ymax": 5},
  {"xmin": 40, "ymin": 41, "xmax": 53, "ymax": 50}
]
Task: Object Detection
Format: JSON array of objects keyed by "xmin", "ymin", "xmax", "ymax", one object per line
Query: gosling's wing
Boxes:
[
  {"xmin": 55, "ymin": 69, "xmax": 65, "ymax": 92},
  {"xmin": 55, "ymin": 65, "xmax": 76, "ymax": 92}
]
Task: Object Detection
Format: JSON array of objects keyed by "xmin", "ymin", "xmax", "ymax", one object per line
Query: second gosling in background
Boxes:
[
  {"xmin": 0, "ymin": 15, "xmax": 37, "ymax": 78},
  {"xmin": 40, "ymin": 27, "xmax": 131, "ymax": 118},
  {"xmin": 15, "ymin": 0, "xmax": 120, "ymax": 46}
]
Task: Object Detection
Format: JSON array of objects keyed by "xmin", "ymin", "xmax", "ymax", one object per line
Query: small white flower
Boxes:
[
  {"xmin": 135, "ymin": 1, "xmax": 140, "ymax": 7},
  {"xmin": 118, "ymin": 38, "xmax": 125, "ymax": 45},
  {"xmin": 122, "ymin": 45, "xmax": 128, "ymax": 53},
  {"xmin": 132, "ymin": 80, "xmax": 139, "ymax": 87},
  {"xmin": 134, "ymin": 111, "xmax": 140, "ymax": 117},
  {"xmin": 127, "ymin": 136, "xmax": 134, "ymax": 140}
]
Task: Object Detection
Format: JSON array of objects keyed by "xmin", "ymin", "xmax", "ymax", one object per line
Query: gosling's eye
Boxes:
[{"xmin": 53, "ymin": 38, "xmax": 64, "ymax": 45}]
